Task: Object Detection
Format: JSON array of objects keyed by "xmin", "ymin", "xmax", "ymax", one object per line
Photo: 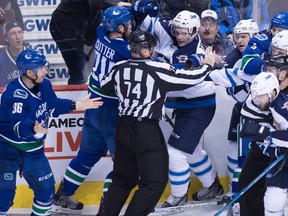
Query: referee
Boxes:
[{"xmin": 100, "ymin": 29, "xmax": 215, "ymax": 216}]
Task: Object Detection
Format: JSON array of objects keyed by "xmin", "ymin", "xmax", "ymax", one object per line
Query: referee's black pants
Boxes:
[
  {"xmin": 103, "ymin": 116, "xmax": 169, "ymax": 216},
  {"xmin": 238, "ymin": 143, "xmax": 270, "ymax": 216}
]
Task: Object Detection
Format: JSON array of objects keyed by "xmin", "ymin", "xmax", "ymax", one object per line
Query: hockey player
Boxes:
[
  {"xmin": 100, "ymin": 29, "xmax": 215, "ymax": 216},
  {"xmin": 238, "ymin": 29, "xmax": 288, "ymax": 216},
  {"xmin": 0, "ymin": 49, "xmax": 103, "ymax": 216},
  {"xmin": 51, "ymin": 6, "xmax": 133, "ymax": 215},
  {"xmin": 141, "ymin": 10, "xmax": 224, "ymax": 206},
  {"xmin": 222, "ymin": 19, "xmax": 259, "ymax": 200},
  {"xmin": 239, "ymin": 59, "xmax": 288, "ymax": 215},
  {"xmin": 241, "ymin": 11, "xmax": 288, "ymax": 75}
]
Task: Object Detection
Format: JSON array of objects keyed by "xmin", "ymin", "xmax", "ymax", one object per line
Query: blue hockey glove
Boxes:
[
  {"xmin": 131, "ymin": 0, "xmax": 160, "ymax": 18},
  {"xmin": 185, "ymin": 54, "xmax": 204, "ymax": 69},
  {"xmin": 239, "ymin": 122, "xmax": 270, "ymax": 142}
]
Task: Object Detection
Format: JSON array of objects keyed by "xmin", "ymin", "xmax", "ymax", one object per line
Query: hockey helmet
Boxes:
[
  {"xmin": 270, "ymin": 30, "xmax": 288, "ymax": 55},
  {"xmin": 271, "ymin": 12, "xmax": 288, "ymax": 30},
  {"xmin": 173, "ymin": 11, "xmax": 200, "ymax": 35},
  {"xmin": 17, "ymin": 49, "xmax": 47, "ymax": 75},
  {"xmin": 234, "ymin": 19, "xmax": 259, "ymax": 38},
  {"xmin": 250, "ymin": 72, "xmax": 280, "ymax": 103},
  {"xmin": 103, "ymin": 6, "xmax": 133, "ymax": 32},
  {"xmin": 129, "ymin": 29, "xmax": 157, "ymax": 54},
  {"xmin": 263, "ymin": 54, "xmax": 288, "ymax": 75}
]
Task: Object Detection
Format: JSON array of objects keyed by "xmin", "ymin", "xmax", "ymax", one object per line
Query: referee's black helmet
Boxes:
[{"xmin": 129, "ymin": 29, "xmax": 157, "ymax": 54}]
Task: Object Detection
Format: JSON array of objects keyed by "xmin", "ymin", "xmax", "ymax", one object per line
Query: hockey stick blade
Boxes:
[{"xmin": 153, "ymin": 201, "xmax": 223, "ymax": 215}]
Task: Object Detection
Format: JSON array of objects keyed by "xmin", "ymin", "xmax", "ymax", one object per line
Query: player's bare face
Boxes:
[
  {"xmin": 270, "ymin": 46, "xmax": 287, "ymax": 55},
  {"xmin": 271, "ymin": 26, "xmax": 285, "ymax": 37},
  {"xmin": 234, "ymin": 33, "xmax": 250, "ymax": 53},
  {"xmin": 124, "ymin": 21, "xmax": 133, "ymax": 39},
  {"xmin": 174, "ymin": 28, "xmax": 191, "ymax": 47},
  {"xmin": 35, "ymin": 62, "xmax": 49, "ymax": 83},
  {"xmin": 252, "ymin": 94, "xmax": 270, "ymax": 111},
  {"xmin": 6, "ymin": 27, "xmax": 24, "ymax": 50}
]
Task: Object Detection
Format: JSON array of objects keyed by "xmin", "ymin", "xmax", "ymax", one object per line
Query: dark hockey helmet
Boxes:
[
  {"xmin": 263, "ymin": 54, "xmax": 288, "ymax": 74},
  {"xmin": 271, "ymin": 11, "xmax": 288, "ymax": 30},
  {"xmin": 128, "ymin": 29, "xmax": 157, "ymax": 54},
  {"xmin": 17, "ymin": 49, "xmax": 47, "ymax": 75},
  {"xmin": 103, "ymin": 6, "xmax": 133, "ymax": 32}
]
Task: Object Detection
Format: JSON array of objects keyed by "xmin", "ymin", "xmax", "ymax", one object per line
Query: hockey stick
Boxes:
[
  {"xmin": 153, "ymin": 201, "xmax": 223, "ymax": 215},
  {"xmin": 214, "ymin": 152, "xmax": 287, "ymax": 216},
  {"xmin": 164, "ymin": 113, "xmax": 175, "ymax": 128}
]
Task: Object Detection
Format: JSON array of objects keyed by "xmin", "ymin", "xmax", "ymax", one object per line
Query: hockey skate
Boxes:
[
  {"xmin": 161, "ymin": 193, "xmax": 188, "ymax": 208},
  {"xmin": 192, "ymin": 175, "xmax": 224, "ymax": 201},
  {"xmin": 220, "ymin": 184, "xmax": 235, "ymax": 204},
  {"xmin": 52, "ymin": 181, "xmax": 84, "ymax": 215}
]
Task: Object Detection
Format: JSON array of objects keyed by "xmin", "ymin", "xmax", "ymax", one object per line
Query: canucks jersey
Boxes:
[
  {"xmin": 241, "ymin": 32, "xmax": 272, "ymax": 75},
  {"xmin": 0, "ymin": 48, "xmax": 21, "ymax": 87},
  {"xmin": 0, "ymin": 77, "xmax": 72, "ymax": 152},
  {"xmin": 88, "ymin": 25, "xmax": 131, "ymax": 109}
]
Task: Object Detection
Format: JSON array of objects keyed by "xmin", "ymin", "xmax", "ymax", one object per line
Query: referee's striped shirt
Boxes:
[{"xmin": 101, "ymin": 59, "xmax": 212, "ymax": 120}]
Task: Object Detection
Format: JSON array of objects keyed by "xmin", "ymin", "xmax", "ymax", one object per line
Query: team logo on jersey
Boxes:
[
  {"xmin": 281, "ymin": 101, "xmax": 288, "ymax": 111},
  {"xmin": 13, "ymin": 89, "xmax": 28, "ymax": 99},
  {"xmin": 177, "ymin": 55, "xmax": 188, "ymax": 63},
  {"xmin": 4, "ymin": 173, "xmax": 13, "ymax": 181}
]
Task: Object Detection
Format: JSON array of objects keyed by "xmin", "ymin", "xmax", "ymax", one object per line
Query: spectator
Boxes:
[
  {"xmin": 210, "ymin": 0, "xmax": 270, "ymax": 39},
  {"xmin": 0, "ymin": 21, "xmax": 26, "ymax": 87},
  {"xmin": 49, "ymin": 0, "xmax": 131, "ymax": 85},
  {"xmin": 0, "ymin": 49, "xmax": 103, "ymax": 216},
  {"xmin": 158, "ymin": 0, "xmax": 210, "ymax": 20},
  {"xmin": 199, "ymin": 9, "xmax": 235, "ymax": 69}
]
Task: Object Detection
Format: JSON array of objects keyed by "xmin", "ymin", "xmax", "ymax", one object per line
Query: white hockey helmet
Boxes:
[
  {"xmin": 172, "ymin": 10, "xmax": 200, "ymax": 35},
  {"xmin": 234, "ymin": 19, "xmax": 259, "ymax": 38},
  {"xmin": 270, "ymin": 30, "xmax": 288, "ymax": 55},
  {"xmin": 250, "ymin": 72, "xmax": 280, "ymax": 101}
]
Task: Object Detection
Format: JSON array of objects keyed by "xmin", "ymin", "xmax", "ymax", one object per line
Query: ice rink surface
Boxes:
[{"xmin": 7, "ymin": 199, "xmax": 288, "ymax": 216}]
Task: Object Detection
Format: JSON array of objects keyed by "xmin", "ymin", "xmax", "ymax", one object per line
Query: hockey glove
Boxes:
[
  {"xmin": 185, "ymin": 54, "xmax": 204, "ymax": 69},
  {"xmin": 131, "ymin": 0, "xmax": 160, "ymax": 18},
  {"xmin": 239, "ymin": 122, "xmax": 270, "ymax": 142}
]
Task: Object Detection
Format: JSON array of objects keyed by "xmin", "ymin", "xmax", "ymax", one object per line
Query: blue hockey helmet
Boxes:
[
  {"xmin": 102, "ymin": 6, "xmax": 133, "ymax": 32},
  {"xmin": 17, "ymin": 49, "xmax": 47, "ymax": 75},
  {"xmin": 271, "ymin": 12, "xmax": 288, "ymax": 30}
]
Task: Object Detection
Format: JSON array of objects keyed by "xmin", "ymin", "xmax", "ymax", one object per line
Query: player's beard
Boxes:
[{"xmin": 257, "ymin": 101, "xmax": 271, "ymax": 111}]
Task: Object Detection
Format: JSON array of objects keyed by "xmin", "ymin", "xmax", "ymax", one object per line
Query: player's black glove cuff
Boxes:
[{"xmin": 239, "ymin": 122, "xmax": 270, "ymax": 142}]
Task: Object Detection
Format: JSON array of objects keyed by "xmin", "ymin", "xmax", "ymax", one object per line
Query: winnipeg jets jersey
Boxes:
[
  {"xmin": 141, "ymin": 15, "xmax": 214, "ymax": 109},
  {"xmin": 0, "ymin": 77, "xmax": 72, "ymax": 152},
  {"xmin": 240, "ymin": 92, "xmax": 288, "ymax": 156},
  {"xmin": 88, "ymin": 25, "xmax": 131, "ymax": 109}
]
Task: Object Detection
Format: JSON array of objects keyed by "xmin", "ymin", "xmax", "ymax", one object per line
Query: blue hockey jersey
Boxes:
[
  {"xmin": 0, "ymin": 77, "xmax": 73, "ymax": 152},
  {"xmin": 88, "ymin": 25, "xmax": 131, "ymax": 109},
  {"xmin": 0, "ymin": 48, "xmax": 21, "ymax": 87},
  {"xmin": 241, "ymin": 32, "xmax": 272, "ymax": 75}
]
